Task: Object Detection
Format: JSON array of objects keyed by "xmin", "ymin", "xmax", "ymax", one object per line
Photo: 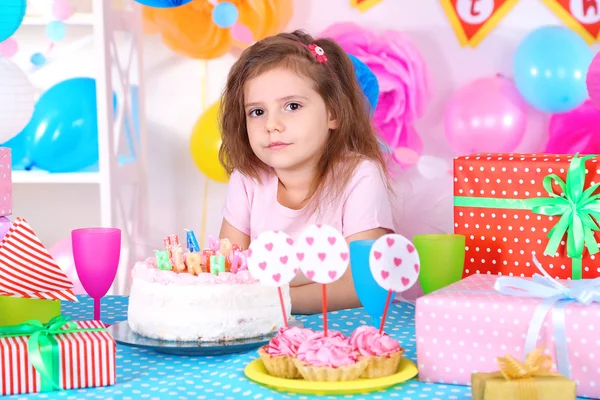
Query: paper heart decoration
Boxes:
[
  {"xmin": 295, "ymin": 224, "xmax": 349, "ymax": 284},
  {"xmin": 247, "ymin": 230, "xmax": 296, "ymax": 287},
  {"xmin": 369, "ymin": 233, "xmax": 420, "ymax": 292}
]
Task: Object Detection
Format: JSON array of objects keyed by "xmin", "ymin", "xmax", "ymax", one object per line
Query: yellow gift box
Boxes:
[
  {"xmin": 471, "ymin": 349, "xmax": 576, "ymax": 400},
  {"xmin": 0, "ymin": 296, "xmax": 60, "ymax": 327}
]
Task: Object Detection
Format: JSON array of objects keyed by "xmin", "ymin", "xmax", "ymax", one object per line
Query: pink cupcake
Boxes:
[
  {"xmin": 258, "ymin": 326, "xmax": 314, "ymax": 379},
  {"xmin": 292, "ymin": 330, "xmax": 368, "ymax": 381},
  {"xmin": 349, "ymin": 326, "xmax": 404, "ymax": 378}
]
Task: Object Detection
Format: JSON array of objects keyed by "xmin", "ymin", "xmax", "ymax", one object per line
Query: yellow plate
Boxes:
[{"xmin": 244, "ymin": 357, "xmax": 418, "ymax": 395}]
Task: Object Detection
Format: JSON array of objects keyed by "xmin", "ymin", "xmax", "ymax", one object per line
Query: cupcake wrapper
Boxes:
[
  {"xmin": 292, "ymin": 357, "xmax": 369, "ymax": 382},
  {"xmin": 360, "ymin": 349, "xmax": 404, "ymax": 379},
  {"xmin": 258, "ymin": 347, "xmax": 301, "ymax": 379}
]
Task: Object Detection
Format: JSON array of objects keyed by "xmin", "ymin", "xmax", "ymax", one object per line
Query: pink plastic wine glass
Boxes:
[{"xmin": 72, "ymin": 228, "xmax": 121, "ymax": 321}]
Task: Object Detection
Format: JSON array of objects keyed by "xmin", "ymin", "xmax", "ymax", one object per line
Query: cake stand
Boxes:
[{"xmin": 108, "ymin": 319, "xmax": 304, "ymax": 356}]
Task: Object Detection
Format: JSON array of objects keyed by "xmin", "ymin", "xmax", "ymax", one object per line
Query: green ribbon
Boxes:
[
  {"xmin": 454, "ymin": 154, "xmax": 600, "ymax": 280},
  {"xmin": 0, "ymin": 316, "xmax": 107, "ymax": 392}
]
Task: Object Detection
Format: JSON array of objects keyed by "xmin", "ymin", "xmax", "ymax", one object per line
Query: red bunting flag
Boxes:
[
  {"xmin": 441, "ymin": 0, "xmax": 519, "ymax": 47},
  {"xmin": 0, "ymin": 217, "xmax": 77, "ymax": 302},
  {"xmin": 542, "ymin": 0, "xmax": 600, "ymax": 43}
]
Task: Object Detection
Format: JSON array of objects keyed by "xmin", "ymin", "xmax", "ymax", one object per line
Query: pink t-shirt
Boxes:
[{"xmin": 222, "ymin": 160, "xmax": 396, "ymax": 240}]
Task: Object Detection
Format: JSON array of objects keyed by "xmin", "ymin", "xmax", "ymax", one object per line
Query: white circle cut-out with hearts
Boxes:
[
  {"xmin": 369, "ymin": 233, "xmax": 420, "ymax": 292},
  {"xmin": 246, "ymin": 230, "xmax": 296, "ymax": 287},
  {"xmin": 295, "ymin": 224, "xmax": 349, "ymax": 284}
]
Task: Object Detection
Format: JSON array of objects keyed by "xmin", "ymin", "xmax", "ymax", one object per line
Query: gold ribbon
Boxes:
[{"xmin": 495, "ymin": 348, "xmax": 558, "ymax": 400}]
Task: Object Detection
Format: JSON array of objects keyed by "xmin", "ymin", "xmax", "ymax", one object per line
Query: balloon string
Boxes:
[{"xmin": 199, "ymin": 60, "xmax": 209, "ymax": 248}]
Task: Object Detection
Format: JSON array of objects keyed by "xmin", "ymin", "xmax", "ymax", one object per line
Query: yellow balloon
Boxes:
[{"xmin": 190, "ymin": 102, "xmax": 229, "ymax": 184}]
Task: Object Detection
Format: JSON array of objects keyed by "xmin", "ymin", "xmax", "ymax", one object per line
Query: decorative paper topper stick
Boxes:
[
  {"xmin": 247, "ymin": 230, "xmax": 296, "ymax": 327},
  {"xmin": 369, "ymin": 234, "xmax": 420, "ymax": 334},
  {"xmin": 296, "ymin": 224, "xmax": 349, "ymax": 336}
]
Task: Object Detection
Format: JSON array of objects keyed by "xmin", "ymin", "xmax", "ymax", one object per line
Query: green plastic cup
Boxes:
[{"xmin": 414, "ymin": 234, "xmax": 466, "ymax": 294}]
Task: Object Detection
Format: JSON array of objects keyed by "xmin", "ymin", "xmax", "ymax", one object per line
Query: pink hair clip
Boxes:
[{"xmin": 307, "ymin": 43, "xmax": 327, "ymax": 64}]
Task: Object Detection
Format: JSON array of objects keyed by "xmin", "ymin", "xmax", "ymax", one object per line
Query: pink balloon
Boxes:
[
  {"xmin": 230, "ymin": 22, "xmax": 253, "ymax": 44},
  {"xmin": 52, "ymin": 0, "xmax": 73, "ymax": 21},
  {"xmin": 48, "ymin": 237, "xmax": 86, "ymax": 295},
  {"xmin": 444, "ymin": 76, "xmax": 527, "ymax": 155},
  {"xmin": 0, "ymin": 38, "xmax": 18, "ymax": 58},
  {"xmin": 545, "ymin": 100, "xmax": 600, "ymax": 154},
  {"xmin": 586, "ymin": 52, "xmax": 600, "ymax": 110}
]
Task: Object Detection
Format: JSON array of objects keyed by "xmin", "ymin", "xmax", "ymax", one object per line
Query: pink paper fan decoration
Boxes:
[
  {"xmin": 586, "ymin": 52, "xmax": 600, "ymax": 110},
  {"xmin": 544, "ymin": 100, "xmax": 600, "ymax": 154},
  {"xmin": 320, "ymin": 22, "xmax": 432, "ymax": 155}
]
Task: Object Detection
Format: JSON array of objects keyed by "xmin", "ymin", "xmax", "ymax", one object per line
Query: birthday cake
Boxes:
[{"xmin": 127, "ymin": 232, "xmax": 292, "ymax": 342}]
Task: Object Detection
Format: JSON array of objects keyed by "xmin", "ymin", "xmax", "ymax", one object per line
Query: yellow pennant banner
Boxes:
[
  {"xmin": 441, "ymin": 0, "xmax": 520, "ymax": 47},
  {"xmin": 350, "ymin": 0, "xmax": 383, "ymax": 12},
  {"xmin": 542, "ymin": 0, "xmax": 600, "ymax": 43}
]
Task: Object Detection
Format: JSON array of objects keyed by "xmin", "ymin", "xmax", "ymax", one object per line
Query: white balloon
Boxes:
[{"xmin": 0, "ymin": 58, "xmax": 35, "ymax": 143}]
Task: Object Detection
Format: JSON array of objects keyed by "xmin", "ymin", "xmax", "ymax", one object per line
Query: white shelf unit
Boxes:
[{"xmin": 15, "ymin": 0, "xmax": 148, "ymax": 295}]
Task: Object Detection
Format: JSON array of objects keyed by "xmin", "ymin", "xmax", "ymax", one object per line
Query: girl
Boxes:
[{"xmin": 218, "ymin": 30, "xmax": 396, "ymax": 314}]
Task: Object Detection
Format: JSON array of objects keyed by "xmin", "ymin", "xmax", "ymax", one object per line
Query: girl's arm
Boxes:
[
  {"xmin": 219, "ymin": 219, "xmax": 251, "ymax": 250},
  {"xmin": 290, "ymin": 227, "xmax": 390, "ymax": 315}
]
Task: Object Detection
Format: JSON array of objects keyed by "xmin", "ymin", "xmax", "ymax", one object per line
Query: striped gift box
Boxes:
[
  {"xmin": 0, "ymin": 320, "xmax": 116, "ymax": 395},
  {"xmin": 0, "ymin": 217, "xmax": 76, "ymax": 302}
]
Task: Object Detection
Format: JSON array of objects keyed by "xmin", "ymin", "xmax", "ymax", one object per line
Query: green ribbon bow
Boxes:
[
  {"xmin": 0, "ymin": 316, "xmax": 107, "ymax": 392},
  {"xmin": 454, "ymin": 154, "xmax": 600, "ymax": 280}
]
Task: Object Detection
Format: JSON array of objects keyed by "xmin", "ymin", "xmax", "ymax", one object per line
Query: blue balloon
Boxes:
[
  {"xmin": 513, "ymin": 26, "xmax": 592, "ymax": 113},
  {"xmin": 0, "ymin": 0, "xmax": 26, "ymax": 42},
  {"xmin": 212, "ymin": 2, "xmax": 238, "ymax": 28},
  {"xmin": 348, "ymin": 53, "xmax": 379, "ymax": 115},
  {"xmin": 350, "ymin": 240, "xmax": 394, "ymax": 328},
  {"xmin": 22, "ymin": 77, "xmax": 100, "ymax": 173},
  {"xmin": 46, "ymin": 21, "xmax": 66, "ymax": 41},
  {"xmin": 30, "ymin": 52, "xmax": 46, "ymax": 66},
  {"xmin": 133, "ymin": 0, "xmax": 192, "ymax": 7}
]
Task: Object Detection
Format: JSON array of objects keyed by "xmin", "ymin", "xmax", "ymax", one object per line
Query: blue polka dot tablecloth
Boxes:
[{"xmin": 0, "ymin": 296, "xmax": 531, "ymax": 400}]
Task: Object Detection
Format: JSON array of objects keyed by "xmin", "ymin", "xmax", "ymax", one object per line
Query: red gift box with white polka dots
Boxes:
[{"xmin": 453, "ymin": 153, "xmax": 600, "ymax": 280}]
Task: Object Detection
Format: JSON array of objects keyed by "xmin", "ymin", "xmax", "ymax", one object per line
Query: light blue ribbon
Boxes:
[{"xmin": 493, "ymin": 252, "xmax": 600, "ymax": 378}]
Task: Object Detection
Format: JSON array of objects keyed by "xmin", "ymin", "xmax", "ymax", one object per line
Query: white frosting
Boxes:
[{"xmin": 127, "ymin": 261, "xmax": 292, "ymax": 342}]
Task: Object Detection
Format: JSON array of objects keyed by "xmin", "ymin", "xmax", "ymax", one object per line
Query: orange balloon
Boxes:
[{"xmin": 142, "ymin": 0, "xmax": 293, "ymax": 59}]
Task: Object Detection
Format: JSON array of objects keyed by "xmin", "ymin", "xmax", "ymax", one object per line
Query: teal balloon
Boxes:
[
  {"xmin": 349, "ymin": 240, "xmax": 394, "ymax": 328},
  {"xmin": 46, "ymin": 21, "xmax": 66, "ymax": 41},
  {"xmin": 212, "ymin": 2, "xmax": 238, "ymax": 28},
  {"xmin": 22, "ymin": 77, "xmax": 99, "ymax": 172},
  {"xmin": 348, "ymin": 53, "xmax": 379, "ymax": 115},
  {"xmin": 0, "ymin": 0, "xmax": 26, "ymax": 42},
  {"xmin": 513, "ymin": 26, "xmax": 592, "ymax": 113}
]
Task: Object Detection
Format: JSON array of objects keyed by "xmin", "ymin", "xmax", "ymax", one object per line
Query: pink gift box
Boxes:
[
  {"xmin": 0, "ymin": 148, "xmax": 11, "ymax": 217},
  {"xmin": 415, "ymin": 274, "xmax": 600, "ymax": 399}
]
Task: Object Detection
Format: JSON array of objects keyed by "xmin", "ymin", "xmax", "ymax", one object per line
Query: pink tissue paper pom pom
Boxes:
[{"xmin": 319, "ymin": 22, "xmax": 432, "ymax": 155}]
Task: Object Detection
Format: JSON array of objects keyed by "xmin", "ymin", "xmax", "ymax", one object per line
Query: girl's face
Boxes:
[{"xmin": 243, "ymin": 67, "xmax": 338, "ymax": 174}]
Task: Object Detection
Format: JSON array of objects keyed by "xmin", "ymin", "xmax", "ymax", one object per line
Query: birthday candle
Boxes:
[
  {"xmin": 210, "ymin": 255, "xmax": 226, "ymax": 274},
  {"xmin": 171, "ymin": 244, "xmax": 186, "ymax": 273},
  {"xmin": 155, "ymin": 250, "xmax": 172, "ymax": 270},
  {"xmin": 185, "ymin": 229, "xmax": 200, "ymax": 252},
  {"xmin": 185, "ymin": 252, "xmax": 203, "ymax": 275},
  {"xmin": 219, "ymin": 238, "xmax": 233, "ymax": 256}
]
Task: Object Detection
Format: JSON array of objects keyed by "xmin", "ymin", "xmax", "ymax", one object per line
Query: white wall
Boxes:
[{"xmin": 9, "ymin": 0, "xmax": 598, "ymax": 293}]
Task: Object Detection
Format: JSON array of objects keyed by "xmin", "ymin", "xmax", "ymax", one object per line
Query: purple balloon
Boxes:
[{"xmin": 444, "ymin": 76, "xmax": 528, "ymax": 155}]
